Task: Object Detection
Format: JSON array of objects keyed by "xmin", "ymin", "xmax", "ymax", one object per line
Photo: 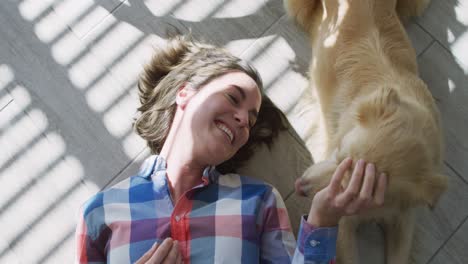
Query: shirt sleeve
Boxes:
[
  {"xmin": 75, "ymin": 204, "xmax": 107, "ymax": 264},
  {"xmin": 292, "ymin": 216, "xmax": 338, "ymax": 264},
  {"xmin": 259, "ymin": 187, "xmax": 337, "ymax": 264}
]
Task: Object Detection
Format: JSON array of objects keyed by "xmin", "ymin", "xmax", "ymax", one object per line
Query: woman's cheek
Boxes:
[{"xmin": 239, "ymin": 130, "xmax": 249, "ymax": 148}]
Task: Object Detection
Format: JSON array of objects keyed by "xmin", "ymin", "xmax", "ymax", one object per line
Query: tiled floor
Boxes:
[{"xmin": 0, "ymin": 0, "xmax": 467, "ymax": 263}]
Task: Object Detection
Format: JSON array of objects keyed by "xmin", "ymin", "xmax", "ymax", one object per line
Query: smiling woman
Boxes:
[
  {"xmin": 74, "ymin": 34, "xmax": 385, "ymax": 264},
  {"xmin": 134, "ymin": 34, "xmax": 284, "ymax": 173},
  {"xmin": 167, "ymin": 71, "xmax": 262, "ymax": 167}
]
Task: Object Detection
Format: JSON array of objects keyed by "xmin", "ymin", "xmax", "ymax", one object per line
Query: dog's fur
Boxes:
[{"xmin": 285, "ymin": 0, "xmax": 448, "ymax": 263}]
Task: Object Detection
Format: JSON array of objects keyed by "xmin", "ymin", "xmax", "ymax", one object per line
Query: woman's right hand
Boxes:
[
  {"xmin": 307, "ymin": 157, "xmax": 387, "ymax": 227},
  {"xmin": 136, "ymin": 238, "xmax": 183, "ymax": 264}
]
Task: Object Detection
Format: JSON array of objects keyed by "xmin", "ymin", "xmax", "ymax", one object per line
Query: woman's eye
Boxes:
[{"xmin": 228, "ymin": 94, "xmax": 239, "ymax": 105}]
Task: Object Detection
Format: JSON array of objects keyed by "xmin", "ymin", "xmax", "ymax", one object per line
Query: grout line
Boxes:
[
  {"xmin": 414, "ymin": 21, "xmax": 447, "ymax": 53},
  {"xmin": 435, "ymin": 40, "xmax": 468, "ymax": 72},
  {"xmin": 102, "ymin": 146, "xmax": 148, "ymax": 190},
  {"xmin": 1, "ymin": 81, "xmax": 16, "ymax": 112},
  {"xmin": 79, "ymin": 0, "xmax": 129, "ymax": 40},
  {"xmin": 415, "ymin": 21, "xmax": 439, "ymax": 45},
  {"xmin": 413, "ymin": 20, "xmax": 436, "ymax": 58},
  {"xmin": 444, "ymin": 160, "xmax": 468, "ymax": 185},
  {"xmin": 425, "ymin": 214, "xmax": 468, "ymax": 264},
  {"xmin": 13, "ymin": 80, "xmax": 59, "ymax": 147},
  {"xmin": 0, "ymin": 98, "xmax": 13, "ymax": 112},
  {"xmin": 417, "ymin": 39, "xmax": 435, "ymax": 58},
  {"xmin": 284, "ymin": 188, "xmax": 296, "ymax": 201},
  {"xmin": 425, "ymin": 163, "xmax": 468, "ymax": 262},
  {"xmin": 239, "ymin": 13, "xmax": 286, "ymax": 58},
  {"xmin": 415, "ymin": 21, "xmax": 468, "ymax": 70}
]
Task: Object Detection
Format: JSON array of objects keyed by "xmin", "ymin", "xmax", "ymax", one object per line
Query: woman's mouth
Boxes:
[{"xmin": 215, "ymin": 121, "xmax": 234, "ymax": 144}]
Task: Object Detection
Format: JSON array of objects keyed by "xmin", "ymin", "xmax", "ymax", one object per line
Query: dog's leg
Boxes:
[
  {"xmin": 383, "ymin": 211, "xmax": 415, "ymax": 264},
  {"xmin": 396, "ymin": 0, "xmax": 431, "ymax": 18},
  {"xmin": 296, "ymin": 160, "xmax": 337, "ymax": 197},
  {"xmin": 336, "ymin": 217, "xmax": 360, "ymax": 264}
]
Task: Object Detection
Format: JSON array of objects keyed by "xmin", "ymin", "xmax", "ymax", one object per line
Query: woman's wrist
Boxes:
[{"xmin": 307, "ymin": 209, "xmax": 339, "ymax": 227}]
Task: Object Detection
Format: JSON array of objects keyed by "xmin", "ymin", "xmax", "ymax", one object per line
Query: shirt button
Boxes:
[{"xmin": 310, "ymin": 240, "xmax": 320, "ymax": 247}]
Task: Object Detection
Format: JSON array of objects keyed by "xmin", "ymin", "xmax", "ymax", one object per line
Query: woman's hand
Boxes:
[
  {"xmin": 307, "ymin": 158, "xmax": 387, "ymax": 227},
  {"xmin": 136, "ymin": 238, "xmax": 183, "ymax": 264}
]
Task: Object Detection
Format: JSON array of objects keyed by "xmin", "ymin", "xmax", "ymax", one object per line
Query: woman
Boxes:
[{"xmin": 75, "ymin": 35, "xmax": 387, "ymax": 264}]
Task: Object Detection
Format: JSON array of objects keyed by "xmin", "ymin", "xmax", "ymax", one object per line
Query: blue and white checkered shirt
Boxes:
[{"xmin": 75, "ymin": 155, "xmax": 337, "ymax": 263}]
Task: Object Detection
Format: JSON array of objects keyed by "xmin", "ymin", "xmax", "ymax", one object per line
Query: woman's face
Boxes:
[{"xmin": 176, "ymin": 71, "xmax": 262, "ymax": 166}]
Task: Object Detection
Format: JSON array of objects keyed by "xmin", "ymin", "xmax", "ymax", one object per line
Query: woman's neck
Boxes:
[
  {"xmin": 159, "ymin": 110, "xmax": 207, "ymax": 202},
  {"xmin": 160, "ymin": 143, "xmax": 205, "ymax": 203}
]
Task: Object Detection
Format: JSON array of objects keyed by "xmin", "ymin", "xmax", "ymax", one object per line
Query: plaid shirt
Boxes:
[{"xmin": 75, "ymin": 155, "xmax": 337, "ymax": 263}]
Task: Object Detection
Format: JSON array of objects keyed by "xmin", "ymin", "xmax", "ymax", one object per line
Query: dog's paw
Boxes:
[
  {"xmin": 295, "ymin": 160, "xmax": 338, "ymax": 197},
  {"xmin": 294, "ymin": 177, "xmax": 315, "ymax": 197}
]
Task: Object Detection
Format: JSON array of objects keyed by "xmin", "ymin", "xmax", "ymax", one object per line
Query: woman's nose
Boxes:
[{"xmin": 234, "ymin": 110, "xmax": 249, "ymax": 127}]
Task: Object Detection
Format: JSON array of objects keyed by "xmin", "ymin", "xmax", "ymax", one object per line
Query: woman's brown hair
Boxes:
[{"xmin": 134, "ymin": 34, "xmax": 287, "ymax": 173}]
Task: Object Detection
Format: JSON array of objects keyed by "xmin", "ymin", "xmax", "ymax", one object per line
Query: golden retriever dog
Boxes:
[{"xmin": 285, "ymin": 0, "xmax": 448, "ymax": 263}]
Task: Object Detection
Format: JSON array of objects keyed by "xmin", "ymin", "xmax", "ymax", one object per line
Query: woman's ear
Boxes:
[{"xmin": 176, "ymin": 83, "xmax": 197, "ymax": 109}]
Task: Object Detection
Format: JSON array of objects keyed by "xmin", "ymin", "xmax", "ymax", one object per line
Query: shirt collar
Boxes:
[
  {"xmin": 137, "ymin": 155, "xmax": 221, "ymax": 185},
  {"xmin": 202, "ymin": 165, "xmax": 221, "ymax": 184}
]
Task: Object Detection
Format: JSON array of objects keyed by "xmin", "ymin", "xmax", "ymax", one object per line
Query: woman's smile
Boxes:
[{"xmin": 214, "ymin": 120, "xmax": 234, "ymax": 144}]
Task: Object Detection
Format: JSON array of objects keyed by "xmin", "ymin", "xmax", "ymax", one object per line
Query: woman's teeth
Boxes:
[{"xmin": 216, "ymin": 122, "xmax": 234, "ymax": 143}]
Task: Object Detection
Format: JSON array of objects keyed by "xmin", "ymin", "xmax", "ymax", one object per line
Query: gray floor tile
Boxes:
[
  {"xmin": 429, "ymin": 217, "xmax": 468, "ymax": 264},
  {"xmin": 52, "ymin": 0, "xmax": 125, "ymax": 38},
  {"xmin": 105, "ymin": 147, "xmax": 152, "ymax": 188},
  {"xmin": 0, "ymin": 99, "xmax": 94, "ymax": 263},
  {"xmin": 416, "ymin": 0, "xmax": 468, "ymax": 65},
  {"xmin": 418, "ymin": 42, "xmax": 468, "ymax": 181},
  {"xmin": 0, "ymin": 92, "xmax": 13, "ymax": 112},
  {"xmin": 76, "ymin": 1, "xmax": 189, "ymax": 111},
  {"xmin": 239, "ymin": 15, "xmax": 329, "ymax": 161},
  {"xmin": 405, "ymin": 21, "xmax": 434, "ymax": 56},
  {"xmin": 0, "ymin": 66, "xmax": 15, "ymax": 111},
  {"xmin": 0, "ymin": 0, "xmax": 146, "ymax": 189},
  {"xmin": 175, "ymin": 0, "xmax": 286, "ymax": 56},
  {"xmin": 410, "ymin": 164, "xmax": 468, "ymax": 264},
  {"xmin": 0, "ymin": 238, "xmax": 19, "ymax": 264},
  {"xmin": 240, "ymin": 15, "xmax": 310, "ymax": 114}
]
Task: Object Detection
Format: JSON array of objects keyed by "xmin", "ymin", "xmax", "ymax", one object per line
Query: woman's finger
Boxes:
[
  {"xmin": 329, "ymin": 157, "xmax": 353, "ymax": 195},
  {"xmin": 344, "ymin": 163, "xmax": 376, "ymax": 214},
  {"xmin": 373, "ymin": 173, "xmax": 387, "ymax": 206},
  {"xmin": 335, "ymin": 159, "xmax": 366, "ymax": 207},
  {"xmin": 135, "ymin": 241, "xmax": 160, "ymax": 264},
  {"xmin": 359, "ymin": 163, "xmax": 376, "ymax": 203},
  {"xmin": 162, "ymin": 240, "xmax": 180, "ymax": 264},
  {"xmin": 147, "ymin": 238, "xmax": 174, "ymax": 263},
  {"xmin": 176, "ymin": 250, "xmax": 183, "ymax": 264}
]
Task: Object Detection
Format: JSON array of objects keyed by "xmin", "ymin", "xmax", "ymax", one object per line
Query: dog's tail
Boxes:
[{"xmin": 284, "ymin": 0, "xmax": 320, "ymax": 32}]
